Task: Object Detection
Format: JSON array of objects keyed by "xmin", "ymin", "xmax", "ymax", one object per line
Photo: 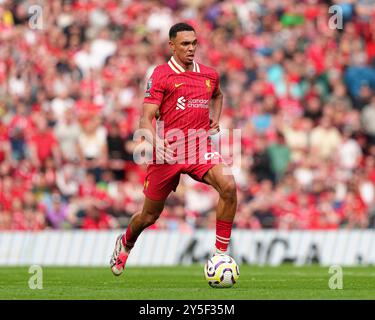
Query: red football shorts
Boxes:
[{"xmin": 143, "ymin": 152, "xmax": 224, "ymax": 201}]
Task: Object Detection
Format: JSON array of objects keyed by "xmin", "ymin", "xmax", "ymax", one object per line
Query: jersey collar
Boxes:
[{"xmin": 168, "ymin": 56, "xmax": 200, "ymax": 74}]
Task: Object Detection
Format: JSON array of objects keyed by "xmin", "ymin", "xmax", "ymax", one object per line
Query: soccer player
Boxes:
[{"xmin": 110, "ymin": 23, "xmax": 237, "ymax": 276}]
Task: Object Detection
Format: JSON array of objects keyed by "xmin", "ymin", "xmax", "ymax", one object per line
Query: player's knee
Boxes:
[{"xmin": 220, "ymin": 178, "xmax": 237, "ymax": 200}]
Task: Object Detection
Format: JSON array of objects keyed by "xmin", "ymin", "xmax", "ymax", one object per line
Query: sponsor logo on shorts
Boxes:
[{"xmin": 204, "ymin": 151, "xmax": 221, "ymax": 160}]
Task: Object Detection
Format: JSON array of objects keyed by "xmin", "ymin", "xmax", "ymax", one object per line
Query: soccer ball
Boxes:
[{"xmin": 204, "ymin": 254, "xmax": 240, "ymax": 288}]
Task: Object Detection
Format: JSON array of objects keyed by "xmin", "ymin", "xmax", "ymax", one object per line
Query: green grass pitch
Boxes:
[{"xmin": 0, "ymin": 265, "xmax": 374, "ymax": 300}]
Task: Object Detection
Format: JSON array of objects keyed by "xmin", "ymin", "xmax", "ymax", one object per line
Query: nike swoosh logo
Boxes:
[{"xmin": 175, "ymin": 83, "xmax": 184, "ymax": 88}]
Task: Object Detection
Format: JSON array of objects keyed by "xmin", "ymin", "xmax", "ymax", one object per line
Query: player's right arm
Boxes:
[
  {"xmin": 141, "ymin": 67, "xmax": 174, "ymax": 162},
  {"xmin": 139, "ymin": 103, "xmax": 174, "ymax": 162},
  {"xmin": 139, "ymin": 103, "xmax": 159, "ymax": 147}
]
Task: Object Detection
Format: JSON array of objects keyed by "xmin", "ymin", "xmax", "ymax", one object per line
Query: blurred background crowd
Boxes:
[{"xmin": 1, "ymin": 0, "xmax": 375, "ymax": 231}]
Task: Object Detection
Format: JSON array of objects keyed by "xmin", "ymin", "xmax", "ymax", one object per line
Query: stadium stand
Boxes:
[{"xmin": 0, "ymin": 0, "xmax": 375, "ymax": 231}]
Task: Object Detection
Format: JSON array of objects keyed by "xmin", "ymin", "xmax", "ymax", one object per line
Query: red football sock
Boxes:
[
  {"xmin": 121, "ymin": 226, "xmax": 138, "ymax": 251},
  {"xmin": 215, "ymin": 219, "xmax": 233, "ymax": 253}
]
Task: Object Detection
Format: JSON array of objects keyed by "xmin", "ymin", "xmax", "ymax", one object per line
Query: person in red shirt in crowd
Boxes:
[
  {"xmin": 81, "ymin": 202, "xmax": 117, "ymax": 230},
  {"xmin": 28, "ymin": 116, "xmax": 61, "ymax": 169},
  {"xmin": 0, "ymin": 120, "xmax": 11, "ymax": 163},
  {"xmin": 339, "ymin": 190, "xmax": 368, "ymax": 229}
]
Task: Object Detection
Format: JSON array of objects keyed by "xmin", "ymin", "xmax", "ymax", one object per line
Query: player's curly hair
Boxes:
[{"xmin": 169, "ymin": 22, "xmax": 195, "ymax": 39}]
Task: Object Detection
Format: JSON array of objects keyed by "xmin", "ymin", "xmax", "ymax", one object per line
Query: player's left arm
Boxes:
[{"xmin": 210, "ymin": 76, "xmax": 223, "ymax": 133}]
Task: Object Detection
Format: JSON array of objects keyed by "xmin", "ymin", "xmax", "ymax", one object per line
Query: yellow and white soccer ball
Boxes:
[{"xmin": 204, "ymin": 254, "xmax": 240, "ymax": 288}]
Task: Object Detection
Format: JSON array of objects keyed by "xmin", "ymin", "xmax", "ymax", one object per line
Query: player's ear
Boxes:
[{"xmin": 168, "ymin": 40, "xmax": 175, "ymax": 53}]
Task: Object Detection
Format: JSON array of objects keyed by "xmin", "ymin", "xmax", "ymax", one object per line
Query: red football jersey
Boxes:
[{"xmin": 144, "ymin": 56, "xmax": 220, "ymax": 163}]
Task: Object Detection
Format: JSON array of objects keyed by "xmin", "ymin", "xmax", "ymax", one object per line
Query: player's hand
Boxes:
[
  {"xmin": 156, "ymin": 138, "xmax": 175, "ymax": 163},
  {"xmin": 209, "ymin": 119, "xmax": 220, "ymax": 135}
]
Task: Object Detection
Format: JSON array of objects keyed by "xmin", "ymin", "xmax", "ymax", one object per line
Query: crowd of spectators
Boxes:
[{"xmin": 1, "ymin": 0, "xmax": 375, "ymax": 231}]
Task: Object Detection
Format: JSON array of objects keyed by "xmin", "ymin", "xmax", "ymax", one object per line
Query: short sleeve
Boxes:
[{"xmin": 143, "ymin": 67, "xmax": 165, "ymax": 106}]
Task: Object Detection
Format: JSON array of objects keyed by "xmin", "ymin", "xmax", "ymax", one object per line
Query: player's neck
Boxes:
[{"xmin": 172, "ymin": 55, "xmax": 194, "ymax": 71}]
